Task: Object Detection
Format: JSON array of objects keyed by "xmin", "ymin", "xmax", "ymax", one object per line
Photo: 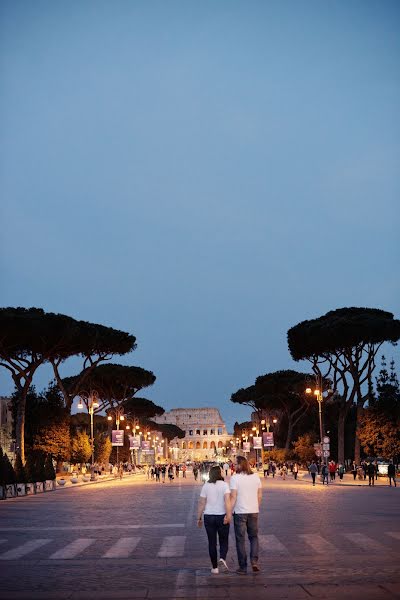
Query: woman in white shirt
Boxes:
[{"xmin": 197, "ymin": 465, "xmax": 232, "ymax": 574}]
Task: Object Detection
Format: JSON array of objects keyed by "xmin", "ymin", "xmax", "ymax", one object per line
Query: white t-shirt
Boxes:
[
  {"xmin": 230, "ymin": 473, "xmax": 261, "ymax": 514},
  {"xmin": 200, "ymin": 480, "xmax": 230, "ymax": 515}
]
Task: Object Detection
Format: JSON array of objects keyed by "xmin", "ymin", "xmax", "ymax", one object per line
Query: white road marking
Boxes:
[
  {"xmin": 386, "ymin": 532, "xmax": 400, "ymax": 541},
  {"xmin": 0, "ymin": 539, "xmax": 51, "ymax": 560},
  {"xmin": 49, "ymin": 538, "xmax": 95, "ymax": 559},
  {"xmin": 299, "ymin": 534, "xmax": 339, "ymax": 554},
  {"xmin": 0, "ymin": 524, "xmax": 184, "ymax": 532},
  {"xmin": 157, "ymin": 535, "xmax": 186, "ymax": 557},
  {"xmin": 259, "ymin": 534, "xmax": 289, "ymax": 554},
  {"xmin": 343, "ymin": 533, "xmax": 388, "ymax": 552},
  {"xmin": 102, "ymin": 537, "xmax": 141, "ymax": 558}
]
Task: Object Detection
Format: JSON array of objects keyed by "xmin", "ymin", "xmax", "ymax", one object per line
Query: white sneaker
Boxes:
[
  {"xmin": 218, "ymin": 558, "xmax": 229, "ymax": 573},
  {"xmin": 210, "ymin": 568, "xmax": 219, "ymax": 574}
]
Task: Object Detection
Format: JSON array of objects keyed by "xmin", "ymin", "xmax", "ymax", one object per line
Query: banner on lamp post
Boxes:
[
  {"xmin": 243, "ymin": 441, "xmax": 251, "ymax": 453},
  {"xmin": 263, "ymin": 432, "xmax": 274, "ymax": 447},
  {"xmin": 129, "ymin": 436, "xmax": 140, "ymax": 450},
  {"xmin": 157, "ymin": 445, "xmax": 163, "ymax": 455},
  {"xmin": 253, "ymin": 437, "xmax": 262, "ymax": 450},
  {"xmin": 112, "ymin": 430, "xmax": 124, "ymax": 447},
  {"xmin": 141, "ymin": 440, "xmax": 150, "ymax": 451}
]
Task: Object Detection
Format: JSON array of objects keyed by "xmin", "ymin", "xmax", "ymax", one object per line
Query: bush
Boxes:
[
  {"xmin": 264, "ymin": 449, "xmax": 292, "ymax": 463},
  {"xmin": 1, "ymin": 453, "xmax": 16, "ymax": 485},
  {"xmin": 44, "ymin": 455, "xmax": 56, "ymax": 480},
  {"xmin": 292, "ymin": 433, "xmax": 317, "ymax": 464},
  {"xmin": 25, "ymin": 454, "xmax": 38, "ymax": 483},
  {"xmin": 34, "ymin": 454, "xmax": 47, "ymax": 482},
  {"xmin": 14, "ymin": 453, "xmax": 28, "ymax": 483}
]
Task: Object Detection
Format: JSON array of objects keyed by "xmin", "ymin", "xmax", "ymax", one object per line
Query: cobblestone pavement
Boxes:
[{"xmin": 0, "ymin": 474, "xmax": 399, "ymax": 599}]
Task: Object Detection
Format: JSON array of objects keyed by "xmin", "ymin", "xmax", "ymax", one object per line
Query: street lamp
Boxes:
[
  {"xmin": 306, "ymin": 377, "xmax": 325, "ymax": 465},
  {"xmin": 77, "ymin": 390, "xmax": 100, "ymax": 469},
  {"xmin": 107, "ymin": 406, "xmax": 125, "ymax": 465}
]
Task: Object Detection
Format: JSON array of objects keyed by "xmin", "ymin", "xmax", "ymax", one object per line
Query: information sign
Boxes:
[
  {"xmin": 263, "ymin": 432, "xmax": 274, "ymax": 448},
  {"xmin": 141, "ymin": 440, "xmax": 150, "ymax": 450},
  {"xmin": 323, "ymin": 450, "xmax": 330, "ymax": 457},
  {"xmin": 129, "ymin": 437, "xmax": 140, "ymax": 449},
  {"xmin": 323, "ymin": 436, "xmax": 330, "ymax": 444},
  {"xmin": 111, "ymin": 430, "xmax": 124, "ymax": 447},
  {"xmin": 322, "ymin": 443, "xmax": 330, "ymax": 451},
  {"xmin": 253, "ymin": 437, "xmax": 262, "ymax": 450},
  {"xmin": 243, "ymin": 441, "xmax": 251, "ymax": 453}
]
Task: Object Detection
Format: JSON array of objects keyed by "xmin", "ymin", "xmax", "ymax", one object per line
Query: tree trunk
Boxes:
[
  {"xmin": 337, "ymin": 409, "xmax": 346, "ymax": 464},
  {"xmin": 285, "ymin": 418, "xmax": 293, "ymax": 451},
  {"xmin": 354, "ymin": 402, "xmax": 364, "ymax": 465},
  {"xmin": 15, "ymin": 394, "xmax": 26, "ymax": 463}
]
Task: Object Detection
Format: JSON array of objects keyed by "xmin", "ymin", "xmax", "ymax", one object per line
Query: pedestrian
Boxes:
[
  {"xmin": 351, "ymin": 462, "xmax": 357, "ymax": 481},
  {"xmin": 361, "ymin": 460, "xmax": 367, "ymax": 480},
  {"xmin": 321, "ymin": 463, "xmax": 329, "ymax": 485},
  {"xmin": 155, "ymin": 465, "xmax": 160, "ymax": 482},
  {"xmin": 223, "ymin": 462, "xmax": 229, "ymax": 477},
  {"xmin": 161, "ymin": 465, "xmax": 166, "ymax": 483},
  {"xmin": 367, "ymin": 461, "xmax": 375, "ymax": 486},
  {"xmin": 175, "ymin": 464, "xmax": 180, "ymax": 478},
  {"xmin": 197, "ymin": 465, "xmax": 231, "ymax": 574},
  {"xmin": 338, "ymin": 463, "xmax": 345, "ymax": 481},
  {"xmin": 329, "ymin": 461, "xmax": 336, "ymax": 481},
  {"xmin": 293, "ymin": 462, "xmax": 299, "ymax": 480},
  {"xmin": 168, "ymin": 464, "xmax": 174, "ymax": 482},
  {"xmin": 374, "ymin": 460, "xmax": 379, "ymax": 481},
  {"xmin": 309, "ymin": 461, "xmax": 318, "ymax": 486},
  {"xmin": 193, "ymin": 466, "xmax": 198, "ymax": 481},
  {"xmin": 388, "ymin": 460, "xmax": 397, "ymax": 487},
  {"xmin": 182, "ymin": 464, "xmax": 187, "ymax": 478},
  {"xmin": 118, "ymin": 463, "xmax": 123, "ymax": 480},
  {"xmin": 230, "ymin": 456, "xmax": 262, "ymax": 575},
  {"xmin": 281, "ymin": 464, "xmax": 287, "ymax": 480},
  {"xmin": 271, "ymin": 463, "xmax": 276, "ymax": 478}
]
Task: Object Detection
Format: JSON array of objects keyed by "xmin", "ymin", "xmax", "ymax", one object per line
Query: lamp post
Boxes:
[
  {"xmin": 107, "ymin": 406, "xmax": 125, "ymax": 465},
  {"xmin": 252, "ymin": 426, "xmax": 260, "ymax": 468},
  {"xmin": 306, "ymin": 374, "xmax": 325, "ymax": 465},
  {"xmin": 77, "ymin": 390, "xmax": 100, "ymax": 468}
]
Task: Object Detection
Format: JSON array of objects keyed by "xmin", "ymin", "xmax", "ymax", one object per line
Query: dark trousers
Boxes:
[
  {"xmin": 233, "ymin": 513, "xmax": 259, "ymax": 570},
  {"xmin": 389, "ymin": 476, "xmax": 397, "ymax": 487},
  {"xmin": 368, "ymin": 475, "xmax": 375, "ymax": 486},
  {"xmin": 311, "ymin": 472, "xmax": 316, "ymax": 485},
  {"xmin": 204, "ymin": 514, "xmax": 229, "ymax": 569}
]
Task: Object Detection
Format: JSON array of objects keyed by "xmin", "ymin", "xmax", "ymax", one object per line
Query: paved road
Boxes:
[{"xmin": 0, "ymin": 474, "xmax": 399, "ymax": 599}]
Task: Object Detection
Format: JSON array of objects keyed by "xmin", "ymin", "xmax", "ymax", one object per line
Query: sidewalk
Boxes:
[{"xmin": 275, "ymin": 470, "xmax": 400, "ymax": 488}]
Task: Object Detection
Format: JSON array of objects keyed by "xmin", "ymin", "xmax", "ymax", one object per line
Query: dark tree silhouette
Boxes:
[
  {"xmin": 288, "ymin": 307, "xmax": 400, "ymax": 463},
  {"xmin": 231, "ymin": 370, "xmax": 316, "ymax": 450},
  {"xmin": 0, "ymin": 307, "xmax": 136, "ymax": 461},
  {"xmin": 62, "ymin": 363, "xmax": 156, "ymax": 413}
]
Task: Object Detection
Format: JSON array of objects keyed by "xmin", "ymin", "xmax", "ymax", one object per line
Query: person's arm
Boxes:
[
  {"xmin": 230, "ymin": 489, "xmax": 237, "ymax": 512},
  {"xmin": 197, "ymin": 496, "xmax": 207, "ymax": 528},
  {"xmin": 257, "ymin": 486, "xmax": 262, "ymax": 507},
  {"xmin": 223, "ymin": 492, "xmax": 232, "ymax": 524}
]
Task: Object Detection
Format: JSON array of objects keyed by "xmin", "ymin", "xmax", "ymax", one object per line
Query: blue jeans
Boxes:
[
  {"xmin": 204, "ymin": 514, "xmax": 229, "ymax": 569},
  {"xmin": 233, "ymin": 513, "xmax": 259, "ymax": 570}
]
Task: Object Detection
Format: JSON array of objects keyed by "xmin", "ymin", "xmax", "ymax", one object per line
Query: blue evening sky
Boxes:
[{"xmin": 1, "ymin": 1, "xmax": 399, "ymax": 431}]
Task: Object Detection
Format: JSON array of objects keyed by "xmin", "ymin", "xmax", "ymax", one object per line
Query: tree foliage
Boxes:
[
  {"xmin": 358, "ymin": 356, "xmax": 400, "ymax": 460},
  {"xmin": 146, "ymin": 421, "xmax": 185, "ymax": 441},
  {"xmin": 0, "ymin": 307, "xmax": 136, "ymax": 460},
  {"xmin": 94, "ymin": 433, "xmax": 112, "ymax": 464},
  {"xmin": 122, "ymin": 397, "xmax": 164, "ymax": 421},
  {"xmin": 231, "ymin": 370, "xmax": 315, "ymax": 449},
  {"xmin": 292, "ymin": 433, "xmax": 317, "ymax": 464},
  {"xmin": 287, "ymin": 307, "xmax": 400, "ymax": 464},
  {"xmin": 70, "ymin": 431, "xmax": 92, "ymax": 464}
]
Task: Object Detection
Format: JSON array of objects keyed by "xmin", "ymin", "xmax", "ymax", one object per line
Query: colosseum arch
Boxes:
[
  {"xmin": 188, "ymin": 441, "xmax": 194, "ymax": 449},
  {"xmin": 203, "ymin": 441, "xmax": 208, "ymax": 449},
  {"xmin": 196, "ymin": 441, "xmax": 201, "ymax": 449},
  {"xmin": 182, "ymin": 441, "xmax": 186, "ymax": 449},
  {"xmin": 210, "ymin": 441, "xmax": 216, "ymax": 449},
  {"xmin": 218, "ymin": 441, "xmax": 223, "ymax": 448}
]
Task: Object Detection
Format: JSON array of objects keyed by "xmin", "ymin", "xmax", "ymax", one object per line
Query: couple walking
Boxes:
[{"xmin": 197, "ymin": 456, "xmax": 262, "ymax": 575}]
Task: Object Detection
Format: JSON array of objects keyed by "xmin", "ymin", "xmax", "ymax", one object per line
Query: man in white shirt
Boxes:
[{"xmin": 230, "ymin": 456, "xmax": 262, "ymax": 574}]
